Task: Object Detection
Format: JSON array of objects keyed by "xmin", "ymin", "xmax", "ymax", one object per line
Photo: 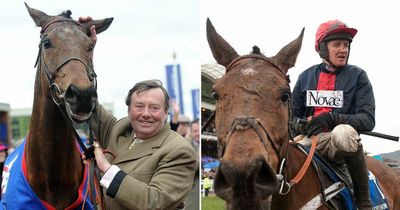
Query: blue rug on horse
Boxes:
[
  {"xmin": 299, "ymin": 144, "xmax": 389, "ymax": 210},
  {"xmin": 1, "ymin": 139, "xmax": 94, "ymax": 210}
]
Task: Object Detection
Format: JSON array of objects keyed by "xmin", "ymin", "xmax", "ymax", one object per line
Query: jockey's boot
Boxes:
[{"xmin": 343, "ymin": 144, "xmax": 373, "ymax": 210}]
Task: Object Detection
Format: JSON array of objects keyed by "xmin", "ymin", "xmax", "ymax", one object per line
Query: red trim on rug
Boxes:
[{"xmin": 22, "ymin": 135, "xmax": 89, "ymax": 210}]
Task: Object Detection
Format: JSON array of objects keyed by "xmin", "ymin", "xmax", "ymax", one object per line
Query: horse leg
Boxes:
[{"xmin": 367, "ymin": 156, "xmax": 400, "ymax": 210}]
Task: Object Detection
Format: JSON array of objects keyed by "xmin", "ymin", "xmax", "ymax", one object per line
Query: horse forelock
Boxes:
[
  {"xmin": 251, "ymin": 45, "xmax": 262, "ymax": 55},
  {"xmin": 58, "ymin": 10, "xmax": 72, "ymax": 19}
]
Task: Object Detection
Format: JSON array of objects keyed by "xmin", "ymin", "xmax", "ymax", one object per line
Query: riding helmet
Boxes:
[{"xmin": 315, "ymin": 19, "xmax": 358, "ymax": 60}]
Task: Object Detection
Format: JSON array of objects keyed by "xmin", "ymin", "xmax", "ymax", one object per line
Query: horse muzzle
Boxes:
[
  {"xmin": 214, "ymin": 156, "xmax": 279, "ymax": 201},
  {"xmin": 63, "ymin": 84, "xmax": 97, "ymax": 123}
]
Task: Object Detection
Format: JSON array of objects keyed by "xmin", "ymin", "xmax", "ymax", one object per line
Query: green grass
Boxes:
[{"xmin": 201, "ymin": 195, "xmax": 226, "ymax": 210}]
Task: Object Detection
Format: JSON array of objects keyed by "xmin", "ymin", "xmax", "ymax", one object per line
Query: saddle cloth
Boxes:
[
  {"xmin": 297, "ymin": 144, "xmax": 389, "ymax": 210},
  {"xmin": 1, "ymin": 139, "xmax": 94, "ymax": 210}
]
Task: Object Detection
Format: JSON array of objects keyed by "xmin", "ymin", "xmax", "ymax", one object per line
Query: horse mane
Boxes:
[{"xmin": 58, "ymin": 10, "xmax": 72, "ymax": 19}]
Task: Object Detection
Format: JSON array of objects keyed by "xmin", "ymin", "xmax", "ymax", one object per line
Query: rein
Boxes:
[
  {"xmin": 208, "ymin": 54, "xmax": 317, "ymax": 195},
  {"xmin": 35, "ymin": 19, "xmax": 103, "ymax": 209}
]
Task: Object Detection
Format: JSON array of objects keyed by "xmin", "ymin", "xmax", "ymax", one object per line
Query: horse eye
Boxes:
[
  {"xmin": 87, "ymin": 44, "xmax": 94, "ymax": 52},
  {"xmin": 42, "ymin": 39, "xmax": 52, "ymax": 49},
  {"xmin": 212, "ymin": 91, "xmax": 219, "ymax": 100},
  {"xmin": 281, "ymin": 92, "xmax": 290, "ymax": 102}
]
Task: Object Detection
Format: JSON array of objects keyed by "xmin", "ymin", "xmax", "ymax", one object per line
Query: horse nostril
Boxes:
[
  {"xmin": 64, "ymin": 84, "xmax": 97, "ymax": 105},
  {"xmin": 64, "ymin": 85, "xmax": 78, "ymax": 104},
  {"xmin": 91, "ymin": 91, "xmax": 98, "ymax": 103},
  {"xmin": 86, "ymin": 84, "xmax": 96, "ymax": 98},
  {"xmin": 254, "ymin": 159, "xmax": 279, "ymax": 197},
  {"xmin": 213, "ymin": 162, "xmax": 234, "ymax": 200}
]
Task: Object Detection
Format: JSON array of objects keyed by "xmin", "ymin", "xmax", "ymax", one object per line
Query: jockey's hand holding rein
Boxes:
[{"xmin": 306, "ymin": 112, "xmax": 341, "ymax": 137}]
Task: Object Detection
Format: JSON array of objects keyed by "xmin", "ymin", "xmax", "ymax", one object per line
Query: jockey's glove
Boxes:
[{"xmin": 306, "ymin": 112, "xmax": 340, "ymax": 137}]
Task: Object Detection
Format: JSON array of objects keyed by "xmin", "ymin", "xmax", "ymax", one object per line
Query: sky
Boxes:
[
  {"xmin": 200, "ymin": 0, "xmax": 400, "ymax": 155},
  {"xmin": 0, "ymin": 0, "xmax": 200, "ymax": 120}
]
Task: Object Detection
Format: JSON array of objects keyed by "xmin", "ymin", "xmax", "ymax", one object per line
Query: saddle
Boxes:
[{"xmin": 295, "ymin": 144, "xmax": 389, "ymax": 210}]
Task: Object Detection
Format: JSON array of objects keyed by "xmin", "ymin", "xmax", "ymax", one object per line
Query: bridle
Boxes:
[
  {"xmin": 34, "ymin": 19, "xmax": 97, "ymax": 159},
  {"xmin": 35, "ymin": 19, "xmax": 97, "ymax": 107},
  {"xmin": 205, "ymin": 54, "xmax": 292, "ymax": 157},
  {"xmin": 34, "ymin": 18, "xmax": 104, "ymax": 210},
  {"xmin": 204, "ymin": 54, "xmax": 317, "ymax": 195}
]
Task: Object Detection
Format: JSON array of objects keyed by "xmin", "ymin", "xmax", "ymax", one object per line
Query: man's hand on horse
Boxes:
[
  {"xmin": 78, "ymin": 16, "xmax": 97, "ymax": 46},
  {"xmin": 92, "ymin": 141, "xmax": 112, "ymax": 173},
  {"xmin": 82, "ymin": 141, "xmax": 111, "ymax": 173}
]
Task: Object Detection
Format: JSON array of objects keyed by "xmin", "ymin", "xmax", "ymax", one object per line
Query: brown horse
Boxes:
[
  {"xmin": 206, "ymin": 18, "xmax": 400, "ymax": 210},
  {"xmin": 2, "ymin": 4, "xmax": 112, "ymax": 209}
]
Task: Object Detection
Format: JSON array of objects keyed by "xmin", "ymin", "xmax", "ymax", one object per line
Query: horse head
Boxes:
[
  {"xmin": 207, "ymin": 18, "xmax": 303, "ymax": 210},
  {"xmin": 26, "ymin": 3, "xmax": 113, "ymax": 123}
]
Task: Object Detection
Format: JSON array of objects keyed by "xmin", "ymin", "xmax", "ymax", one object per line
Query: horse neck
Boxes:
[
  {"xmin": 25, "ymin": 72, "xmax": 84, "ymax": 206},
  {"xmin": 272, "ymin": 144, "xmax": 327, "ymax": 210}
]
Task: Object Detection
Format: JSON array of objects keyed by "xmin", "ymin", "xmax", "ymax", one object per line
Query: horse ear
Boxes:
[
  {"xmin": 81, "ymin": 18, "xmax": 114, "ymax": 36},
  {"xmin": 272, "ymin": 27, "xmax": 305, "ymax": 74},
  {"xmin": 207, "ymin": 18, "xmax": 239, "ymax": 68},
  {"xmin": 25, "ymin": 3, "xmax": 51, "ymax": 28}
]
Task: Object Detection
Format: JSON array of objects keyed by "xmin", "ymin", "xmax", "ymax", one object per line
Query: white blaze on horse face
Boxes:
[
  {"xmin": 62, "ymin": 27, "xmax": 74, "ymax": 34},
  {"xmin": 240, "ymin": 67, "xmax": 258, "ymax": 76},
  {"xmin": 57, "ymin": 28, "xmax": 80, "ymax": 40}
]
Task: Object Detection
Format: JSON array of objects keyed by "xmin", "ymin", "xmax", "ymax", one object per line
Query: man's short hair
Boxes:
[{"xmin": 125, "ymin": 79, "xmax": 170, "ymax": 111}]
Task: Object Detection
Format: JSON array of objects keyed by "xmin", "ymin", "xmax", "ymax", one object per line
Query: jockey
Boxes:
[{"xmin": 292, "ymin": 19, "xmax": 375, "ymax": 210}]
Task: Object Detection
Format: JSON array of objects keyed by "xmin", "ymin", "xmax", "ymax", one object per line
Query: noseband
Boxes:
[{"xmin": 221, "ymin": 116, "xmax": 284, "ymax": 160}]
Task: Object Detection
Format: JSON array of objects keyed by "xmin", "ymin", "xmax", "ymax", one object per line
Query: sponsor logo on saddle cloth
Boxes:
[
  {"xmin": 299, "ymin": 144, "xmax": 389, "ymax": 210},
  {"xmin": 368, "ymin": 172, "xmax": 389, "ymax": 210},
  {"xmin": 306, "ymin": 90, "xmax": 343, "ymax": 108}
]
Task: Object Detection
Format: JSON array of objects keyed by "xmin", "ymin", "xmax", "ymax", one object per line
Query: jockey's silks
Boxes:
[
  {"xmin": 314, "ymin": 71, "xmax": 336, "ymax": 116},
  {"xmin": 1, "ymin": 139, "xmax": 94, "ymax": 210}
]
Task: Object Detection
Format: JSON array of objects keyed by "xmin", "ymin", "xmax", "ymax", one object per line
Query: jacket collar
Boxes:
[{"xmin": 320, "ymin": 63, "xmax": 344, "ymax": 74}]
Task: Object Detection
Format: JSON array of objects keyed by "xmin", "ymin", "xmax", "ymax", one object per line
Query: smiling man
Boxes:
[
  {"xmin": 89, "ymin": 79, "xmax": 197, "ymax": 210},
  {"xmin": 291, "ymin": 20, "xmax": 375, "ymax": 210}
]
